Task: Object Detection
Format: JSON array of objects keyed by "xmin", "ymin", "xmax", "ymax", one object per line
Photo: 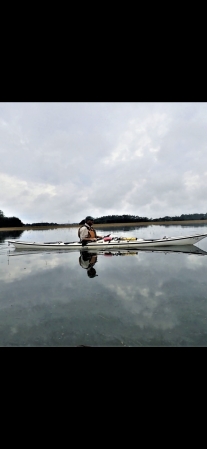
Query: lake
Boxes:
[{"xmin": 0, "ymin": 224, "xmax": 207, "ymax": 346}]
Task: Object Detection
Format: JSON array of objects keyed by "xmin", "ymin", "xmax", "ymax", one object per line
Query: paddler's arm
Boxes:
[
  {"xmin": 82, "ymin": 236, "xmax": 103, "ymax": 241},
  {"xmin": 82, "ymin": 237, "xmax": 97, "ymax": 241}
]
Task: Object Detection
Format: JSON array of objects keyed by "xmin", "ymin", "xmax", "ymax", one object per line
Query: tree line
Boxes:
[
  {"xmin": 24, "ymin": 222, "xmax": 58, "ymax": 226},
  {"xmin": 1, "ymin": 209, "xmax": 207, "ymax": 228},
  {"xmin": 0, "ymin": 210, "xmax": 24, "ymax": 227},
  {"xmin": 0, "ymin": 210, "xmax": 58, "ymax": 227},
  {"xmin": 92, "ymin": 213, "xmax": 207, "ymax": 224}
]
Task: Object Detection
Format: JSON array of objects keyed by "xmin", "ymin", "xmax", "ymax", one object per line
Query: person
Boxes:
[
  {"xmin": 78, "ymin": 216, "xmax": 103, "ymax": 243},
  {"xmin": 79, "ymin": 251, "xmax": 98, "ymax": 278}
]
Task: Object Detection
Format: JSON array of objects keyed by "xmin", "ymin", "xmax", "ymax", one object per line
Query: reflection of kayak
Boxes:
[
  {"xmin": 7, "ymin": 246, "xmax": 207, "ymax": 257},
  {"xmin": 87, "ymin": 246, "xmax": 207, "ymax": 256},
  {"xmin": 102, "ymin": 251, "xmax": 138, "ymax": 256},
  {"xmin": 8, "ymin": 232, "xmax": 207, "ymax": 250}
]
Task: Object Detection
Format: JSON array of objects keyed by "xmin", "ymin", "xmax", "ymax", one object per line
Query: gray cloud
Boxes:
[{"xmin": 1, "ymin": 102, "xmax": 207, "ymax": 223}]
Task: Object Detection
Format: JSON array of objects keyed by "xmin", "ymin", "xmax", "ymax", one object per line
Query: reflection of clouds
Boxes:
[
  {"xmin": 98, "ymin": 251, "xmax": 207, "ymax": 333},
  {"xmin": 185, "ymin": 255, "xmax": 206, "ymax": 270},
  {"xmin": 1, "ymin": 257, "xmax": 58, "ymax": 283},
  {"xmin": 0, "ymin": 252, "xmax": 78, "ymax": 284},
  {"xmin": 102, "ymin": 280, "xmax": 179, "ymax": 331},
  {"xmin": 1, "ymin": 225, "xmax": 207, "ymax": 347},
  {"xmin": 140, "ymin": 287, "xmax": 150, "ymax": 298},
  {"xmin": 0, "ymin": 242, "xmax": 207, "ymax": 345}
]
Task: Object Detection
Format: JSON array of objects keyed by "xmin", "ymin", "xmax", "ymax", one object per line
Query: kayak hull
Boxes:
[{"xmin": 8, "ymin": 233, "xmax": 207, "ymax": 250}]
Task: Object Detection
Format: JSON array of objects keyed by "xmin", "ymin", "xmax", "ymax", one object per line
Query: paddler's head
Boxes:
[
  {"xmin": 85, "ymin": 216, "xmax": 94, "ymax": 225},
  {"xmin": 87, "ymin": 267, "xmax": 98, "ymax": 278}
]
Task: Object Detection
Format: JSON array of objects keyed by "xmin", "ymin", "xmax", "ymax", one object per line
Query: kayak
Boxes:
[{"xmin": 8, "ymin": 232, "xmax": 207, "ymax": 250}]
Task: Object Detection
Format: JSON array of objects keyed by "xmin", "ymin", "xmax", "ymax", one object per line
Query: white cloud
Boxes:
[{"xmin": 1, "ymin": 102, "xmax": 207, "ymax": 223}]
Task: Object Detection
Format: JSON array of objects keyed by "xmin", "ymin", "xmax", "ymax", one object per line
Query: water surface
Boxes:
[{"xmin": 0, "ymin": 225, "xmax": 207, "ymax": 346}]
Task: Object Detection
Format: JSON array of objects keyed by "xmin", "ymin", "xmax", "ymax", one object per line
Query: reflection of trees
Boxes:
[{"xmin": 0, "ymin": 230, "xmax": 23, "ymax": 243}]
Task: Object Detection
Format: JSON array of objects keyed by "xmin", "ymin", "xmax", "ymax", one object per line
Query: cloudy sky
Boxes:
[{"xmin": 1, "ymin": 102, "xmax": 207, "ymax": 224}]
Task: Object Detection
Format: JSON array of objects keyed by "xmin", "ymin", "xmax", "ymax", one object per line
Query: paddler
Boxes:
[
  {"xmin": 78, "ymin": 216, "xmax": 103, "ymax": 244},
  {"xmin": 79, "ymin": 251, "xmax": 98, "ymax": 278}
]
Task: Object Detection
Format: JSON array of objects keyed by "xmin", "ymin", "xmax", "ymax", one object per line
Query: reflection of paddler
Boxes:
[{"xmin": 79, "ymin": 252, "xmax": 98, "ymax": 278}]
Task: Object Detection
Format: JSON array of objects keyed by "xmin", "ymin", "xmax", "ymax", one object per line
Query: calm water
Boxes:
[{"xmin": 0, "ymin": 224, "xmax": 207, "ymax": 346}]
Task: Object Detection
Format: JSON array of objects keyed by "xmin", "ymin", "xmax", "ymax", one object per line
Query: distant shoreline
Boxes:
[{"xmin": 1, "ymin": 219, "xmax": 207, "ymax": 232}]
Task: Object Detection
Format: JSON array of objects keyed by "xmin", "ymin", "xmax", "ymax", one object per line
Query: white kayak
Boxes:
[{"xmin": 8, "ymin": 232, "xmax": 207, "ymax": 250}]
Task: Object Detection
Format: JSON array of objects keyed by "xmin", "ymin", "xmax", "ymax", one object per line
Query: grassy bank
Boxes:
[{"xmin": 1, "ymin": 220, "xmax": 207, "ymax": 232}]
